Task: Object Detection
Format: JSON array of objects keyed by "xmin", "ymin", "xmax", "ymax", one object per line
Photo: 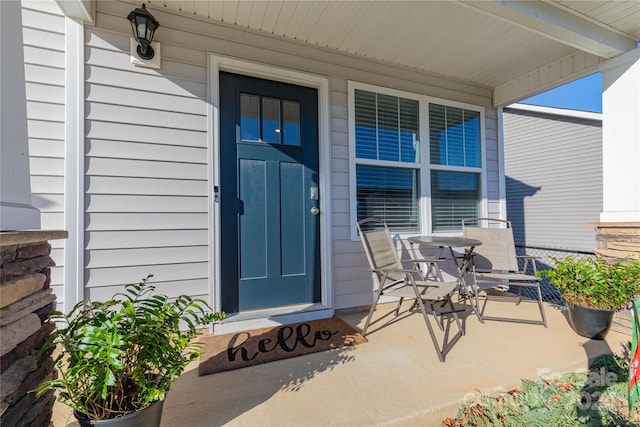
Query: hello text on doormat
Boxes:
[{"xmin": 198, "ymin": 317, "xmax": 367, "ymax": 376}]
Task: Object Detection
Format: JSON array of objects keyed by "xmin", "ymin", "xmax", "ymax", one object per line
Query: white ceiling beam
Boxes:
[
  {"xmin": 458, "ymin": 0, "xmax": 636, "ymax": 59},
  {"xmin": 55, "ymin": 0, "xmax": 95, "ymax": 23},
  {"xmin": 493, "ymin": 50, "xmax": 605, "ymax": 107}
]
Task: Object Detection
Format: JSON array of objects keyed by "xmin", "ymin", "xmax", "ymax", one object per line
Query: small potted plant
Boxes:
[
  {"xmin": 34, "ymin": 275, "xmax": 225, "ymax": 426},
  {"xmin": 539, "ymin": 256, "xmax": 640, "ymax": 339}
]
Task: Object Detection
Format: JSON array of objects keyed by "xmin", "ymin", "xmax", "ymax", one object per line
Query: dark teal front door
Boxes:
[{"xmin": 219, "ymin": 72, "xmax": 321, "ymax": 313}]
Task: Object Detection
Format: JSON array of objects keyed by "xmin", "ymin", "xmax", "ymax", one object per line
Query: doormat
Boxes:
[{"xmin": 198, "ymin": 317, "xmax": 367, "ymax": 376}]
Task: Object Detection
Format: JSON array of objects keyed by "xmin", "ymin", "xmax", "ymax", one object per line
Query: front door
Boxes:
[{"xmin": 219, "ymin": 72, "xmax": 321, "ymax": 313}]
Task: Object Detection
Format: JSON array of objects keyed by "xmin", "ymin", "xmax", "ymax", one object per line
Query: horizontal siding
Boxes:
[
  {"xmin": 503, "ymin": 108, "xmax": 602, "ymax": 252},
  {"xmin": 86, "ymin": 262, "xmax": 209, "ymax": 288},
  {"xmin": 86, "ymin": 139, "xmax": 207, "ymax": 163},
  {"xmin": 22, "ymin": 1, "xmax": 66, "ymax": 310},
  {"xmin": 84, "ymin": 14, "xmax": 212, "ymax": 296},
  {"xmin": 86, "ymin": 176, "xmax": 207, "ymax": 196},
  {"xmin": 86, "ymin": 230, "xmax": 208, "ymax": 250},
  {"xmin": 86, "ymin": 213, "xmax": 209, "ymax": 231},
  {"xmin": 86, "ymin": 279, "xmax": 209, "ymax": 302}
]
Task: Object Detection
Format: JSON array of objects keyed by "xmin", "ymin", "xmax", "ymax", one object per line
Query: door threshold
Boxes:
[{"xmin": 213, "ymin": 304, "xmax": 334, "ymax": 335}]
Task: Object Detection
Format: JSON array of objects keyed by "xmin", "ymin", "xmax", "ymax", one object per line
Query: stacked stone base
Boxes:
[
  {"xmin": 1, "ymin": 231, "xmax": 66, "ymax": 427},
  {"xmin": 591, "ymin": 222, "xmax": 640, "ymax": 263},
  {"xmin": 589, "ymin": 222, "xmax": 640, "ymax": 334}
]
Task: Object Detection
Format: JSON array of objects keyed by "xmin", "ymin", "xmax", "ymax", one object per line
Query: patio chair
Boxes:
[
  {"xmin": 357, "ymin": 218, "xmax": 464, "ymax": 362},
  {"xmin": 462, "ymin": 218, "xmax": 547, "ymax": 327}
]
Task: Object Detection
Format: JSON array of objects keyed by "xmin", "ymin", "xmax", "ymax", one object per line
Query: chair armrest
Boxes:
[
  {"xmin": 371, "ymin": 267, "xmax": 415, "ymax": 274},
  {"xmin": 402, "ymin": 258, "xmax": 456, "ymax": 263},
  {"xmin": 516, "ymin": 255, "xmax": 538, "ymax": 274}
]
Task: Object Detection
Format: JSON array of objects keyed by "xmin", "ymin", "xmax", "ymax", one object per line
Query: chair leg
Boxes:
[
  {"xmin": 428, "ymin": 301, "xmax": 445, "ymax": 331},
  {"xmin": 446, "ymin": 297, "xmax": 465, "ymax": 336},
  {"xmin": 361, "ymin": 294, "xmax": 380, "ymax": 336},
  {"xmin": 536, "ymin": 285, "xmax": 548, "ymax": 328},
  {"xmin": 414, "ymin": 297, "xmax": 446, "ymax": 362},
  {"xmin": 464, "ymin": 276, "xmax": 485, "ymax": 323},
  {"xmin": 394, "ymin": 297, "xmax": 404, "ymax": 317}
]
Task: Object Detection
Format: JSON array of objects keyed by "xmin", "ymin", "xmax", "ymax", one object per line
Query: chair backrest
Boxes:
[
  {"xmin": 462, "ymin": 218, "xmax": 519, "ymax": 271},
  {"xmin": 356, "ymin": 218, "xmax": 404, "ymax": 282}
]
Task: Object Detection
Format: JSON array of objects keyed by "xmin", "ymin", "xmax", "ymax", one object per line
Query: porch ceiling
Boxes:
[{"xmin": 62, "ymin": 0, "xmax": 640, "ymax": 105}]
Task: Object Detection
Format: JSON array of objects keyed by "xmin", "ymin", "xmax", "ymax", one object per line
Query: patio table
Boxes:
[
  {"xmin": 407, "ymin": 235, "xmax": 483, "ymax": 320},
  {"xmin": 407, "ymin": 236, "xmax": 481, "ymax": 273}
]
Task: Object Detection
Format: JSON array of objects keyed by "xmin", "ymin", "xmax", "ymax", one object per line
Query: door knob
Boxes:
[{"xmin": 310, "ymin": 207, "xmax": 320, "ymax": 216}]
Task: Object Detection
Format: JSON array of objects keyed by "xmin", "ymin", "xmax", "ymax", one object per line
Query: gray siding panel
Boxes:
[{"xmin": 503, "ymin": 107, "xmax": 602, "ymax": 252}]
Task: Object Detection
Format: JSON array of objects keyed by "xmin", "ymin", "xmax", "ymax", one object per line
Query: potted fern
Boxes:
[
  {"xmin": 539, "ymin": 256, "xmax": 640, "ymax": 339},
  {"xmin": 34, "ymin": 275, "xmax": 225, "ymax": 426}
]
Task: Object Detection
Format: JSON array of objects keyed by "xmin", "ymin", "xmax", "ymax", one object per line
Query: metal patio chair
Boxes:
[
  {"xmin": 357, "ymin": 218, "xmax": 465, "ymax": 362},
  {"xmin": 462, "ymin": 218, "xmax": 547, "ymax": 327}
]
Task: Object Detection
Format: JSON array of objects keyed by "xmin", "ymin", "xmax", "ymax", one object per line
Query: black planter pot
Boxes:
[
  {"xmin": 567, "ymin": 303, "xmax": 615, "ymax": 340},
  {"xmin": 75, "ymin": 399, "xmax": 164, "ymax": 427}
]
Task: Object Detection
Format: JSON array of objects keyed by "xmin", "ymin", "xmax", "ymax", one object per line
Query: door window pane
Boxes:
[
  {"xmin": 283, "ymin": 100, "xmax": 301, "ymax": 146},
  {"xmin": 262, "ymin": 97, "xmax": 281, "ymax": 144},
  {"xmin": 429, "ymin": 104, "xmax": 481, "ymax": 167},
  {"xmin": 240, "ymin": 93, "xmax": 260, "ymax": 141},
  {"xmin": 356, "ymin": 165, "xmax": 419, "ymax": 233},
  {"xmin": 431, "ymin": 171, "xmax": 479, "ymax": 232}
]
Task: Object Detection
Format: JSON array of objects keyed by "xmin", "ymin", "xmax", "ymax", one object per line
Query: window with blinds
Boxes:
[
  {"xmin": 350, "ymin": 83, "xmax": 484, "ymax": 237},
  {"xmin": 428, "ymin": 103, "xmax": 482, "ymax": 232},
  {"xmin": 354, "ymin": 89, "xmax": 420, "ymax": 233}
]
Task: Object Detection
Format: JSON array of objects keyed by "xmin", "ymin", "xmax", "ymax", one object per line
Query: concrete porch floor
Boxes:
[{"xmin": 51, "ymin": 299, "xmax": 631, "ymax": 427}]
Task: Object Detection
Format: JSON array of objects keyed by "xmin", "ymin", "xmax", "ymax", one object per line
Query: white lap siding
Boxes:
[
  {"xmin": 22, "ymin": 1, "xmax": 66, "ymax": 309},
  {"xmin": 84, "ymin": 6, "xmax": 209, "ymax": 301}
]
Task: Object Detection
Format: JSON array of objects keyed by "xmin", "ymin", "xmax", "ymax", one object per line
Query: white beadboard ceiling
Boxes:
[{"xmin": 73, "ymin": 1, "xmax": 640, "ymax": 104}]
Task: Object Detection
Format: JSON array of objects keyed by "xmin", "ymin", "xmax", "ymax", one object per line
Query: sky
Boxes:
[{"xmin": 520, "ymin": 73, "xmax": 602, "ymax": 113}]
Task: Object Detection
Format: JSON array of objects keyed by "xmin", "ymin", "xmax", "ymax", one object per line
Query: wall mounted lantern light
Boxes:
[{"xmin": 127, "ymin": 4, "xmax": 159, "ymax": 60}]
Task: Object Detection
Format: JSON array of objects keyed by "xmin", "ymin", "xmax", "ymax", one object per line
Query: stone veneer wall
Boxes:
[
  {"xmin": 591, "ymin": 222, "xmax": 640, "ymax": 263},
  {"xmin": 590, "ymin": 222, "xmax": 640, "ymax": 332},
  {"xmin": 0, "ymin": 230, "xmax": 67, "ymax": 427}
]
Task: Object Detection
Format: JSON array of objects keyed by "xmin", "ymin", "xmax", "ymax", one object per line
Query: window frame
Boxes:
[{"xmin": 348, "ymin": 81, "xmax": 487, "ymax": 241}]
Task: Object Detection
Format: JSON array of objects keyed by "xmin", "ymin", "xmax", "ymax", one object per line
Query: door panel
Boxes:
[{"xmin": 219, "ymin": 72, "xmax": 320, "ymax": 313}]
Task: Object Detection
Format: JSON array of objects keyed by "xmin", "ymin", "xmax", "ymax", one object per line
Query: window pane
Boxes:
[
  {"xmin": 356, "ymin": 165, "xmax": 419, "ymax": 233},
  {"xmin": 355, "ymin": 90, "xmax": 377, "ymax": 159},
  {"xmin": 431, "ymin": 171, "xmax": 479, "ymax": 232},
  {"xmin": 400, "ymin": 98, "xmax": 419, "ymax": 163},
  {"xmin": 283, "ymin": 100, "xmax": 300, "ymax": 146},
  {"xmin": 463, "ymin": 110, "xmax": 481, "ymax": 166},
  {"xmin": 262, "ymin": 97, "xmax": 281, "ymax": 144},
  {"xmin": 377, "ymin": 94, "xmax": 400, "ymax": 161},
  {"xmin": 355, "ymin": 89, "xmax": 418, "ymax": 163},
  {"xmin": 240, "ymin": 93, "xmax": 260, "ymax": 141},
  {"xmin": 429, "ymin": 104, "xmax": 481, "ymax": 167}
]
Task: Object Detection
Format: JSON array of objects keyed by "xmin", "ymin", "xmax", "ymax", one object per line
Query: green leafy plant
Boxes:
[
  {"xmin": 34, "ymin": 275, "xmax": 225, "ymax": 421},
  {"xmin": 538, "ymin": 256, "xmax": 640, "ymax": 310},
  {"xmin": 443, "ymin": 353, "xmax": 640, "ymax": 427}
]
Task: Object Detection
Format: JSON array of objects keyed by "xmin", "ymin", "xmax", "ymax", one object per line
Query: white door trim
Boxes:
[{"xmin": 208, "ymin": 54, "xmax": 333, "ymax": 333}]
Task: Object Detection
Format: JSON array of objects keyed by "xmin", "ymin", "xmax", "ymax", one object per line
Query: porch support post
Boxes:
[
  {"xmin": 0, "ymin": 0, "xmax": 41, "ymax": 231},
  {"xmin": 591, "ymin": 49, "xmax": 640, "ymax": 262},
  {"xmin": 599, "ymin": 49, "xmax": 640, "ymax": 223}
]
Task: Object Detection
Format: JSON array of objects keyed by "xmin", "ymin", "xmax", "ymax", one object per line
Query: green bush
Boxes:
[
  {"xmin": 34, "ymin": 275, "xmax": 225, "ymax": 420},
  {"xmin": 538, "ymin": 256, "xmax": 640, "ymax": 310},
  {"xmin": 443, "ymin": 354, "xmax": 640, "ymax": 426}
]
